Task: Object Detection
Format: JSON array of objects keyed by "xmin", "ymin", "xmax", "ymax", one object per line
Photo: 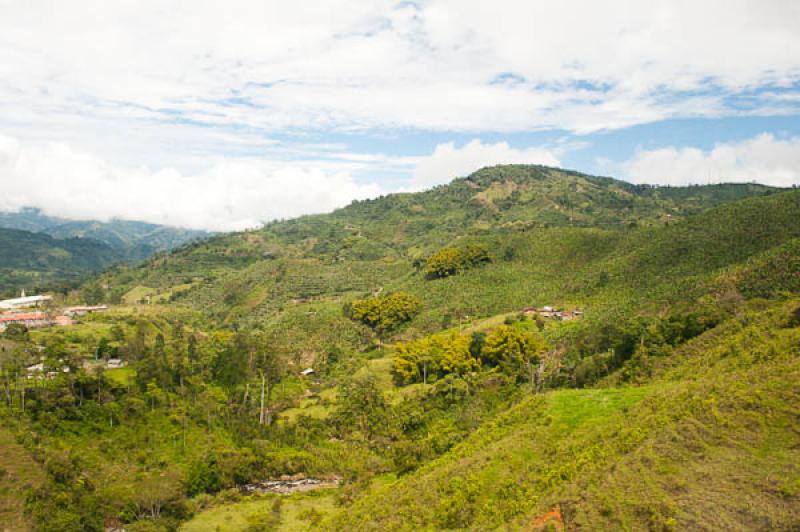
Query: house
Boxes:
[
  {"xmin": 26, "ymin": 362, "xmax": 44, "ymax": 373},
  {"xmin": 63, "ymin": 305, "xmax": 109, "ymax": 317},
  {"xmin": 107, "ymin": 358, "xmax": 125, "ymax": 369},
  {"xmin": 524, "ymin": 306, "xmax": 560, "ymax": 318},
  {"xmin": 557, "ymin": 309, "xmax": 584, "ymax": 321},
  {"xmin": 300, "ymin": 368, "xmax": 315, "ymax": 376},
  {"xmin": 523, "ymin": 306, "xmax": 583, "ymax": 321},
  {"xmin": 0, "ymin": 291, "xmax": 53, "ymax": 310},
  {"xmin": 0, "ymin": 312, "xmax": 51, "ymax": 332}
]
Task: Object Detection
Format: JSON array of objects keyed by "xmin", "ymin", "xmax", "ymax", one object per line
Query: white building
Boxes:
[{"xmin": 0, "ymin": 290, "xmax": 53, "ymax": 310}]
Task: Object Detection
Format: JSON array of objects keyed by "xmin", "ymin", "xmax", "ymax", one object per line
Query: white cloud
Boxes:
[
  {"xmin": 0, "ymin": 0, "xmax": 798, "ymax": 145},
  {"xmin": 412, "ymin": 140, "xmax": 560, "ymax": 188},
  {"xmin": 0, "ymin": 1, "xmax": 798, "ymax": 227},
  {"xmin": 0, "ymin": 136, "xmax": 382, "ymax": 231},
  {"xmin": 620, "ymin": 133, "xmax": 800, "ymax": 187}
]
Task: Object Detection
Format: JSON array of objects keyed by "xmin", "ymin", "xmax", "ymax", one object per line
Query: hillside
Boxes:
[
  {"xmin": 322, "ymin": 300, "xmax": 800, "ymax": 530},
  {"xmin": 2, "ymin": 166, "xmax": 798, "ymax": 531},
  {"xmin": 94, "ymin": 165, "xmax": 783, "ymax": 320},
  {"xmin": 0, "ymin": 227, "xmax": 120, "ymax": 297},
  {"xmin": 0, "ymin": 207, "xmax": 209, "ymax": 262}
]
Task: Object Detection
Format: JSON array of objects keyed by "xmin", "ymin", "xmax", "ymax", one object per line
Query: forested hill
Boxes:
[
  {"xmin": 0, "ymin": 227, "xmax": 120, "ymax": 297},
  {"xmin": 93, "ymin": 164, "xmax": 784, "ymax": 313},
  {"xmin": 6, "ymin": 165, "xmax": 800, "ymax": 531},
  {"xmin": 0, "ymin": 207, "xmax": 209, "ymax": 262}
]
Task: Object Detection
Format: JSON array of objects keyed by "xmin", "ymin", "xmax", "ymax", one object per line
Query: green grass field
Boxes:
[{"xmin": 180, "ymin": 491, "xmax": 337, "ymax": 532}]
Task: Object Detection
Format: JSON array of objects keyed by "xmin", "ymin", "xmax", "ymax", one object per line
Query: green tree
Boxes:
[
  {"xmin": 349, "ymin": 292, "xmax": 421, "ymax": 335},
  {"xmin": 333, "ymin": 375, "xmax": 392, "ymax": 440},
  {"xmin": 425, "ymin": 245, "xmax": 491, "ymax": 279},
  {"xmin": 481, "ymin": 326, "xmax": 548, "ymax": 386}
]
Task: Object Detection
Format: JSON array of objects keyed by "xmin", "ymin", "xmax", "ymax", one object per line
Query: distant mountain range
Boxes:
[
  {"xmin": 0, "ymin": 208, "xmax": 210, "ymax": 296},
  {"xmin": 0, "ymin": 208, "xmax": 209, "ymax": 261}
]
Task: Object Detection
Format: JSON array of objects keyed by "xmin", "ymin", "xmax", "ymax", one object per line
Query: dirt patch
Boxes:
[{"xmin": 528, "ymin": 506, "xmax": 564, "ymax": 531}]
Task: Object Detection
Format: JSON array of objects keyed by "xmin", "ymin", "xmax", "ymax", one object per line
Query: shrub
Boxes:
[
  {"xmin": 348, "ymin": 292, "xmax": 421, "ymax": 334},
  {"xmin": 425, "ymin": 245, "xmax": 491, "ymax": 279}
]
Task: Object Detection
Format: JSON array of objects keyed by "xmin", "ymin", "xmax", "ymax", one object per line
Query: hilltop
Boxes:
[{"xmin": 94, "ymin": 165, "xmax": 783, "ymax": 320}]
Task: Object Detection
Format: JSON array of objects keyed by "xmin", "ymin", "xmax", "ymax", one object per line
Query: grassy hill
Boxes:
[
  {"xmin": 0, "ymin": 227, "xmax": 121, "ymax": 297},
  {"xmin": 93, "ymin": 166, "xmax": 784, "ymax": 317},
  {"xmin": 320, "ymin": 300, "xmax": 800, "ymax": 530},
  {"xmin": 3, "ymin": 166, "xmax": 799, "ymax": 531}
]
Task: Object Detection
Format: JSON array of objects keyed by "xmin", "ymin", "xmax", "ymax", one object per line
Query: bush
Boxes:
[
  {"xmin": 425, "ymin": 245, "xmax": 491, "ymax": 279},
  {"xmin": 348, "ymin": 292, "xmax": 421, "ymax": 335}
]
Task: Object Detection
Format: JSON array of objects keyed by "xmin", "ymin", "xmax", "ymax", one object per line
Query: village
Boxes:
[
  {"xmin": 0, "ymin": 290, "xmax": 123, "ymax": 378},
  {"xmin": 0, "ymin": 290, "xmax": 109, "ymax": 333}
]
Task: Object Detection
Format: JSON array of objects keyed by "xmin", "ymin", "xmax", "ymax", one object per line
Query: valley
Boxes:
[{"xmin": 0, "ymin": 166, "xmax": 798, "ymax": 530}]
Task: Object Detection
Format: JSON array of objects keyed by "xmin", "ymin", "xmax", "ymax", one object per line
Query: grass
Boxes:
[
  {"xmin": 180, "ymin": 491, "xmax": 337, "ymax": 532},
  {"xmin": 547, "ymin": 386, "xmax": 651, "ymax": 432},
  {"xmin": 0, "ymin": 423, "xmax": 44, "ymax": 531},
  {"xmin": 123, "ymin": 285, "xmax": 157, "ymax": 305},
  {"xmin": 320, "ymin": 301, "xmax": 800, "ymax": 530},
  {"xmin": 105, "ymin": 367, "xmax": 135, "ymax": 386}
]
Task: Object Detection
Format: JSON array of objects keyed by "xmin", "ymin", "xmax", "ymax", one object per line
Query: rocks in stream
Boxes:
[{"xmin": 240, "ymin": 474, "xmax": 341, "ymax": 495}]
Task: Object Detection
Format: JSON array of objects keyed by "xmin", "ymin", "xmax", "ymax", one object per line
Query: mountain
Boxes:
[
  {"xmin": 95, "ymin": 165, "xmax": 785, "ymax": 321},
  {"xmin": 0, "ymin": 207, "xmax": 209, "ymax": 262},
  {"xmin": 0, "ymin": 227, "xmax": 120, "ymax": 297},
  {"xmin": 3, "ymin": 166, "xmax": 799, "ymax": 531}
]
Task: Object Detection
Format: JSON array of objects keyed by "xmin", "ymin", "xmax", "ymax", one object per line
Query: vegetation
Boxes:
[
  {"xmin": 346, "ymin": 292, "xmax": 421, "ymax": 335},
  {"xmin": 424, "ymin": 244, "xmax": 491, "ymax": 279},
  {"xmin": 1, "ymin": 166, "xmax": 798, "ymax": 530},
  {"xmin": 0, "ymin": 227, "xmax": 120, "ymax": 297}
]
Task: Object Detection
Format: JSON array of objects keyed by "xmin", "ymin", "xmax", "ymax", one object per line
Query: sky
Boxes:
[{"xmin": 0, "ymin": 0, "xmax": 799, "ymax": 231}]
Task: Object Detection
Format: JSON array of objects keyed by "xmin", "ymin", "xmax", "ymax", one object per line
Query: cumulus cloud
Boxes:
[
  {"xmin": 0, "ymin": 2, "xmax": 798, "ymax": 227},
  {"xmin": 412, "ymin": 140, "xmax": 560, "ymax": 188},
  {"xmin": 0, "ymin": 136, "xmax": 382, "ymax": 231},
  {"xmin": 0, "ymin": 0, "xmax": 798, "ymax": 143},
  {"xmin": 620, "ymin": 133, "xmax": 800, "ymax": 187}
]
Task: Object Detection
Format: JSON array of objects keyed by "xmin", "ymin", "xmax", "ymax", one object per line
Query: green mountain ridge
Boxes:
[
  {"xmin": 0, "ymin": 227, "xmax": 120, "ymax": 297},
  {"xmin": 0, "ymin": 207, "xmax": 209, "ymax": 261}
]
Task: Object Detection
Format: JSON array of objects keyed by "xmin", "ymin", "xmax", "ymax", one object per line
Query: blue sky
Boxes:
[{"xmin": 0, "ymin": 1, "xmax": 799, "ymax": 230}]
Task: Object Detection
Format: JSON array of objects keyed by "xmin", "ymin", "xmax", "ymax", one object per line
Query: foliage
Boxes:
[
  {"xmin": 347, "ymin": 292, "xmax": 421, "ymax": 334},
  {"xmin": 424, "ymin": 244, "xmax": 491, "ymax": 279},
  {"xmin": 393, "ymin": 332, "xmax": 480, "ymax": 385}
]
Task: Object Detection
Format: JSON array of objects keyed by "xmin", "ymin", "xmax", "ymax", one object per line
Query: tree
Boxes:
[
  {"xmin": 213, "ymin": 331, "xmax": 251, "ymax": 391},
  {"xmin": 81, "ymin": 283, "xmax": 104, "ymax": 305},
  {"xmin": 3, "ymin": 323, "xmax": 29, "ymax": 341},
  {"xmin": 253, "ymin": 332, "xmax": 286, "ymax": 426},
  {"xmin": 392, "ymin": 332, "xmax": 480, "ymax": 385},
  {"xmin": 333, "ymin": 375, "xmax": 392, "ymax": 440},
  {"xmin": 425, "ymin": 245, "xmax": 491, "ymax": 279},
  {"xmin": 481, "ymin": 326, "xmax": 548, "ymax": 387},
  {"xmin": 438, "ymin": 332, "xmax": 480, "ymax": 376},
  {"xmin": 348, "ymin": 292, "xmax": 421, "ymax": 335}
]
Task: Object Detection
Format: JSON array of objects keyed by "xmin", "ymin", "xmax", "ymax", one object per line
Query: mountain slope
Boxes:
[
  {"xmin": 321, "ymin": 300, "xmax": 800, "ymax": 531},
  {"xmin": 9, "ymin": 166, "xmax": 800, "ymax": 531},
  {"xmin": 93, "ymin": 166, "xmax": 785, "ymax": 314},
  {"xmin": 0, "ymin": 208, "xmax": 209, "ymax": 262},
  {"xmin": 0, "ymin": 227, "xmax": 120, "ymax": 296}
]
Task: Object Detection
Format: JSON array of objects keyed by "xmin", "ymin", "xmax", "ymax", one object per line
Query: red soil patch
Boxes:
[{"xmin": 528, "ymin": 506, "xmax": 565, "ymax": 531}]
